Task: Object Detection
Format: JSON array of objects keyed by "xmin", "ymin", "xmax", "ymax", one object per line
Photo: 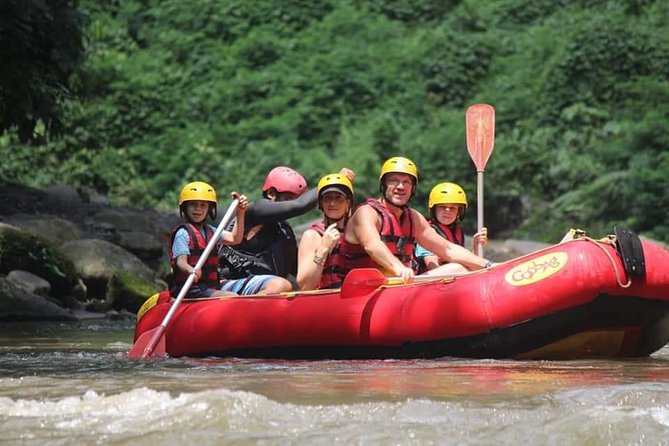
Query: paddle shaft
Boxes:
[
  {"xmin": 476, "ymin": 171, "xmax": 484, "ymax": 256},
  {"xmin": 136, "ymin": 199, "xmax": 239, "ymax": 358},
  {"xmin": 474, "ymin": 108, "xmax": 486, "ymax": 257}
]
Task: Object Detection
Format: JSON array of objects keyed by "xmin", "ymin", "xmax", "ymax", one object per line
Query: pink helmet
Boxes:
[{"xmin": 262, "ymin": 166, "xmax": 307, "ymax": 196}]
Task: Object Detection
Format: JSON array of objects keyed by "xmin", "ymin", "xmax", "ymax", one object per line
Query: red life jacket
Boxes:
[
  {"xmin": 417, "ymin": 220, "xmax": 465, "ymax": 274},
  {"xmin": 429, "ymin": 220, "xmax": 465, "ymax": 247},
  {"xmin": 169, "ymin": 223, "xmax": 219, "ymax": 296},
  {"xmin": 339, "ymin": 198, "xmax": 417, "ymax": 276},
  {"xmin": 309, "ymin": 221, "xmax": 347, "ymax": 289}
]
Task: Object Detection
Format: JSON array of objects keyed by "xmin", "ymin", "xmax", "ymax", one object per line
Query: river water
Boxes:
[{"xmin": 1, "ymin": 321, "xmax": 668, "ymax": 445}]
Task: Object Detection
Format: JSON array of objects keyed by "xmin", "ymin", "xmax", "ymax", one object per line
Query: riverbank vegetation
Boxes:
[{"xmin": 1, "ymin": 0, "xmax": 667, "ymax": 242}]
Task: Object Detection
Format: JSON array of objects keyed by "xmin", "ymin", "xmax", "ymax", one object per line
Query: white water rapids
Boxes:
[{"xmin": 1, "ymin": 324, "xmax": 668, "ymax": 445}]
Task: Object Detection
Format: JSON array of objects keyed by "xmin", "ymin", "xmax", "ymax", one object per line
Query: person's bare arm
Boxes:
[
  {"xmin": 297, "ymin": 229, "xmax": 326, "ymax": 290},
  {"xmin": 297, "ymin": 224, "xmax": 341, "ymax": 290},
  {"xmin": 413, "ymin": 211, "xmax": 488, "ymax": 270}
]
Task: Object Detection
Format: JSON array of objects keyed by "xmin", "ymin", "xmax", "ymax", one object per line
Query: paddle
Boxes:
[
  {"xmin": 465, "ymin": 103, "xmax": 495, "ymax": 256},
  {"xmin": 340, "ymin": 268, "xmax": 454, "ymax": 299},
  {"xmin": 128, "ymin": 199, "xmax": 240, "ymax": 359}
]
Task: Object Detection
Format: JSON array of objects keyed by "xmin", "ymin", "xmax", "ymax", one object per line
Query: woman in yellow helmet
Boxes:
[
  {"xmin": 169, "ymin": 181, "xmax": 248, "ymax": 298},
  {"xmin": 416, "ymin": 182, "xmax": 488, "ymax": 273},
  {"xmin": 297, "ymin": 169, "xmax": 355, "ymax": 290}
]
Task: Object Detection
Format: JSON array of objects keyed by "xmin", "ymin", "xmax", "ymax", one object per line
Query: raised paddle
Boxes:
[
  {"xmin": 128, "ymin": 199, "xmax": 240, "ymax": 358},
  {"xmin": 340, "ymin": 268, "xmax": 455, "ymax": 299},
  {"xmin": 465, "ymin": 103, "xmax": 495, "ymax": 256}
]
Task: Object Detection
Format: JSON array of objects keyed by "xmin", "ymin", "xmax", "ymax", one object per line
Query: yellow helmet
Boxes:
[
  {"xmin": 317, "ymin": 173, "xmax": 354, "ymax": 198},
  {"xmin": 178, "ymin": 181, "xmax": 217, "ymax": 220},
  {"xmin": 379, "ymin": 156, "xmax": 418, "ymax": 181},
  {"xmin": 428, "ymin": 182, "xmax": 467, "ymax": 211},
  {"xmin": 178, "ymin": 181, "xmax": 217, "ymax": 205}
]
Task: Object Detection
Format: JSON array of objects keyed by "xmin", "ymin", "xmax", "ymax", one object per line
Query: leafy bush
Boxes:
[{"xmin": 1, "ymin": 0, "xmax": 667, "ymax": 243}]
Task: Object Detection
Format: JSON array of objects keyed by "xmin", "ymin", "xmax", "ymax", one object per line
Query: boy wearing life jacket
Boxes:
[
  {"xmin": 169, "ymin": 181, "xmax": 248, "ymax": 298},
  {"xmin": 297, "ymin": 171, "xmax": 355, "ymax": 290},
  {"xmin": 340, "ymin": 156, "xmax": 494, "ymax": 282},
  {"xmin": 416, "ymin": 182, "xmax": 488, "ymax": 273}
]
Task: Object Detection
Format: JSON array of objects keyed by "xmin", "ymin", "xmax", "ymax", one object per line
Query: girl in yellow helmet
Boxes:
[
  {"xmin": 297, "ymin": 169, "xmax": 355, "ymax": 290},
  {"xmin": 416, "ymin": 182, "xmax": 488, "ymax": 273}
]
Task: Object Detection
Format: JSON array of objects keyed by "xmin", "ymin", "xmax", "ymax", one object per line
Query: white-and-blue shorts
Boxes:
[{"xmin": 220, "ymin": 275, "xmax": 277, "ymax": 295}]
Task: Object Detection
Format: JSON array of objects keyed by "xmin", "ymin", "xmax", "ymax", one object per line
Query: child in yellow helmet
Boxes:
[
  {"xmin": 169, "ymin": 181, "xmax": 248, "ymax": 298},
  {"xmin": 416, "ymin": 182, "xmax": 488, "ymax": 273}
]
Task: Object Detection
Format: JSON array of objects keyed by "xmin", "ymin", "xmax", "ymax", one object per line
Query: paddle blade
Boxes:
[
  {"xmin": 127, "ymin": 325, "xmax": 167, "ymax": 358},
  {"xmin": 340, "ymin": 268, "xmax": 389, "ymax": 299},
  {"xmin": 466, "ymin": 103, "xmax": 495, "ymax": 172}
]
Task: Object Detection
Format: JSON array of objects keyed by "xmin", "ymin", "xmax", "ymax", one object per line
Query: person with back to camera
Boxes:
[
  {"xmin": 340, "ymin": 156, "xmax": 495, "ymax": 283},
  {"xmin": 297, "ymin": 171, "xmax": 355, "ymax": 290},
  {"xmin": 416, "ymin": 182, "xmax": 488, "ymax": 273},
  {"xmin": 219, "ymin": 166, "xmax": 354, "ymax": 294},
  {"xmin": 169, "ymin": 181, "xmax": 248, "ymax": 298}
]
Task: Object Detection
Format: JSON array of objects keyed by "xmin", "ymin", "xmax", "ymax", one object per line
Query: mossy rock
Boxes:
[
  {"xmin": 106, "ymin": 271, "xmax": 164, "ymax": 314},
  {"xmin": 153, "ymin": 259, "xmax": 173, "ymax": 284},
  {"xmin": 0, "ymin": 223, "xmax": 79, "ymax": 299}
]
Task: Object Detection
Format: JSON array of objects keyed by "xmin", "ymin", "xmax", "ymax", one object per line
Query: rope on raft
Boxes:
[{"xmin": 587, "ymin": 235, "xmax": 632, "ymax": 289}]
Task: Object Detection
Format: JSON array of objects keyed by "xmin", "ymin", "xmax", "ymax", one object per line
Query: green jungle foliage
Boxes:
[{"xmin": 0, "ymin": 0, "xmax": 667, "ymax": 242}]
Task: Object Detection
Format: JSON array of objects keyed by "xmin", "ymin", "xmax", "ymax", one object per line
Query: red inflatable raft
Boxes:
[{"xmin": 133, "ymin": 230, "xmax": 669, "ymax": 360}]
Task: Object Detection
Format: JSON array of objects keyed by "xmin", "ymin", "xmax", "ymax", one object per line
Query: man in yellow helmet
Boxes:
[{"xmin": 340, "ymin": 157, "xmax": 493, "ymax": 282}]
